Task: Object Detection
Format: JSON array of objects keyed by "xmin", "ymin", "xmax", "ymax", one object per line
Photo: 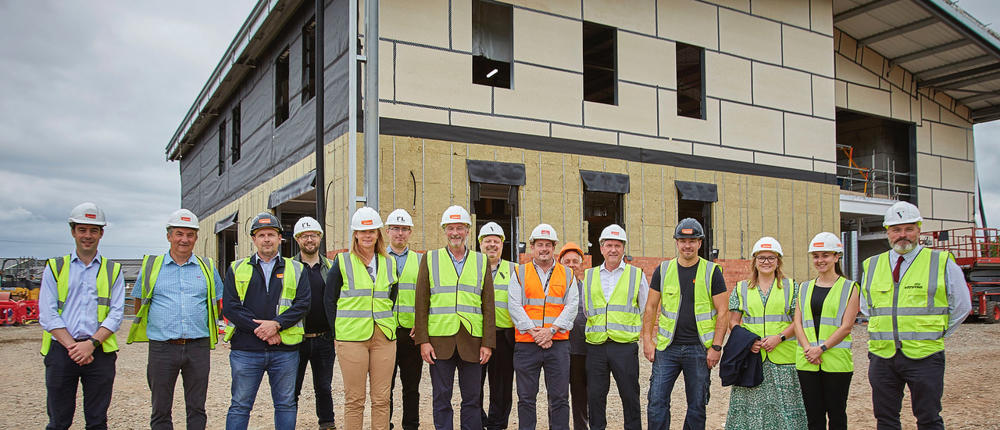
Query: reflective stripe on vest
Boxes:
[
  {"xmin": 428, "ymin": 248, "xmax": 487, "ymax": 338},
  {"xmin": 796, "ymin": 277, "xmax": 855, "ymax": 372},
  {"xmin": 861, "ymin": 248, "xmax": 950, "ymax": 359},
  {"xmin": 335, "ymin": 252, "xmax": 398, "ymax": 341},
  {"xmin": 126, "ymin": 254, "xmax": 219, "ymax": 349},
  {"xmin": 223, "ymin": 257, "xmax": 305, "ymax": 345},
  {"xmin": 583, "ymin": 264, "xmax": 642, "ymax": 344},
  {"xmin": 40, "ymin": 255, "xmax": 121, "ymax": 356},
  {"xmin": 656, "ymin": 258, "xmax": 719, "ymax": 350},
  {"xmin": 492, "ymin": 260, "xmax": 517, "ymax": 329},
  {"xmin": 515, "ymin": 262, "xmax": 573, "ymax": 342},
  {"xmin": 393, "ymin": 250, "xmax": 421, "ymax": 329},
  {"xmin": 737, "ymin": 278, "xmax": 795, "ymax": 364}
]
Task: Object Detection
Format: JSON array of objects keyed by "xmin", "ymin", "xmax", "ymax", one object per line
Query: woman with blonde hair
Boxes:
[
  {"xmin": 324, "ymin": 207, "xmax": 398, "ymax": 429},
  {"xmin": 726, "ymin": 237, "xmax": 807, "ymax": 429},
  {"xmin": 793, "ymin": 232, "xmax": 859, "ymax": 430}
]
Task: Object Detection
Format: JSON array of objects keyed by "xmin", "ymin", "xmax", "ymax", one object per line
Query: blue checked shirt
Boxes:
[{"xmin": 131, "ymin": 254, "xmax": 224, "ymax": 341}]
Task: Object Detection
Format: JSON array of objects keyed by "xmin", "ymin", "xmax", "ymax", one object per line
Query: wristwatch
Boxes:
[
  {"xmin": 88, "ymin": 337, "xmax": 101, "ymax": 348},
  {"xmin": 549, "ymin": 327, "xmax": 557, "ymax": 335},
  {"xmin": 820, "ymin": 344, "xmax": 828, "ymax": 352},
  {"xmin": 780, "ymin": 334, "xmax": 787, "ymax": 341},
  {"xmin": 711, "ymin": 344, "xmax": 722, "ymax": 351}
]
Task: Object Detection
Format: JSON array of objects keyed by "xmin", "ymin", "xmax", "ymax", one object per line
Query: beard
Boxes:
[{"xmin": 892, "ymin": 240, "xmax": 916, "ymax": 255}]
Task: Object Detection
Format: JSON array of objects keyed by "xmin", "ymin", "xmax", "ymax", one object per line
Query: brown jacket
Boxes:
[{"xmin": 413, "ymin": 247, "xmax": 496, "ymax": 362}]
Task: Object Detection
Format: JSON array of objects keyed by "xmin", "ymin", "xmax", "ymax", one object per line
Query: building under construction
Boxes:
[{"xmin": 167, "ymin": 0, "xmax": 1000, "ymax": 281}]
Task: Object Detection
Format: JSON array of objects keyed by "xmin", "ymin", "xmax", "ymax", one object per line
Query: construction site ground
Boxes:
[{"xmin": 2, "ymin": 321, "xmax": 998, "ymax": 429}]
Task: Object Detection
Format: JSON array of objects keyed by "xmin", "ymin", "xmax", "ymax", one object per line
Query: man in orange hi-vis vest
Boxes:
[{"xmin": 507, "ymin": 223, "xmax": 578, "ymax": 430}]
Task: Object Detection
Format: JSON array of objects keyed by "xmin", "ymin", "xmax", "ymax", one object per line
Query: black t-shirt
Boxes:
[
  {"xmin": 650, "ymin": 262, "xmax": 727, "ymax": 345},
  {"xmin": 303, "ymin": 261, "xmax": 329, "ymax": 334}
]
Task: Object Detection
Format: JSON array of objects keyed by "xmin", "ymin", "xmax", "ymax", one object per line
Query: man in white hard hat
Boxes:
[
  {"xmin": 126, "ymin": 209, "xmax": 224, "ymax": 430},
  {"xmin": 290, "ymin": 216, "xmax": 336, "ymax": 429},
  {"xmin": 413, "ymin": 205, "xmax": 496, "ymax": 430},
  {"xmin": 507, "ymin": 223, "xmax": 577, "ymax": 429},
  {"xmin": 643, "ymin": 218, "xmax": 728, "ymax": 430},
  {"xmin": 385, "ymin": 208, "xmax": 424, "ymax": 430},
  {"xmin": 478, "ymin": 221, "xmax": 519, "ymax": 430},
  {"xmin": 39, "ymin": 202, "xmax": 125, "ymax": 430},
  {"xmin": 860, "ymin": 201, "xmax": 970, "ymax": 429},
  {"xmin": 580, "ymin": 224, "xmax": 648, "ymax": 430},
  {"xmin": 222, "ymin": 212, "xmax": 311, "ymax": 430}
]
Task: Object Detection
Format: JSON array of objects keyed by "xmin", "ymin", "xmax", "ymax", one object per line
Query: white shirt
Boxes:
[
  {"xmin": 599, "ymin": 261, "xmax": 649, "ymax": 310},
  {"xmin": 859, "ymin": 245, "xmax": 971, "ymax": 337}
]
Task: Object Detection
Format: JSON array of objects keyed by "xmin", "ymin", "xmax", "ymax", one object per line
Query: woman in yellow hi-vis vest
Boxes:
[
  {"xmin": 324, "ymin": 207, "xmax": 398, "ymax": 430},
  {"xmin": 792, "ymin": 232, "xmax": 859, "ymax": 430},
  {"xmin": 726, "ymin": 237, "xmax": 807, "ymax": 429}
]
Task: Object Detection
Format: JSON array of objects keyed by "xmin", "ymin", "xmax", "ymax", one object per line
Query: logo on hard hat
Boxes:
[
  {"xmin": 450, "ymin": 214, "xmax": 461, "ymax": 219},
  {"xmin": 681, "ymin": 228, "xmax": 693, "ymax": 234},
  {"xmin": 612, "ymin": 231, "xmax": 620, "ymax": 236},
  {"xmin": 181, "ymin": 216, "xmax": 191, "ymax": 222},
  {"xmin": 541, "ymin": 230, "xmax": 550, "ymax": 235},
  {"xmin": 85, "ymin": 213, "xmax": 96, "ymax": 219},
  {"xmin": 813, "ymin": 242, "xmax": 823, "ymax": 247},
  {"xmin": 897, "ymin": 211, "xmax": 903, "ymax": 218},
  {"xmin": 259, "ymin": 218, "xmax": 271, "ymax": 224},
  {"xmin": 362, "ymin": 220, "xmax": 373, "ymax": 226},
  {"xmin": 761, "ymin": 243, "xmax": 771, "ymax": 249},
  {"xmin": 396, "ymin": 216, "xmax": 404, "ymax": 222}
]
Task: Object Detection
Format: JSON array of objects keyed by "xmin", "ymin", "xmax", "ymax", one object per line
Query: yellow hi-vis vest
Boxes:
[
  {"xmin": 127, "ymin": 254, "xmax": 219, "ymax": 349},
  {"xmin": 40, "ymin": 255, "xmax": 121, "ymax": 355},
  {"xmin": 335, "ymin": 252, "xmax": 398, "ymax": 341},
  {"xmin": 797, "ymin": 277, "xmax": 856, "ymax": 372},
  {"xmin": 223, "ymin": 257, "xmax": 305, "ymax": 345},
  {"xmin": 393, "ymin": 250, "xmax": 421, "ymax": 329},
  {"xmin": 582, "ymin": 263, "xmax": 643, "ymax": 344},
  {"xmin": 493, "ymin": 260, "xmax": 517, "ymax": 329},
  {"xmin": 427, "ymin": 248, "xmax": 487, "ymax": 338},
  {"xmin": 861, "ymin": 248, "xmax": 951, "ymax": 359},
  {"xmin": 736, "ymin": 278, "xmax": 795, "ymax": 364},
  {"xmin": 657, "ymin": 258, "xmax": 720, "ymax": 350}
]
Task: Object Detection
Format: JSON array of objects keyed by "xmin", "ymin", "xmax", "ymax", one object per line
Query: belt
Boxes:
[
  {"xmin": 304, "ymin": 331, "xmax": 329, "ymax": 338},
  {"xmin": 164, "ymin": 338, "xmax": 207, "ymax": 345}
]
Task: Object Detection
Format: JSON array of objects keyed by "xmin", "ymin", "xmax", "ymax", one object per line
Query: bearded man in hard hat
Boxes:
[
  {"xmin": 860, "ymin": 201, "xmax": 970, "ymax": 430},
  {"xmin": 477, "ymin": 221, "xmax": 518, "ymax": 430},
  {"xmin": 127, "ymin": 209, "xmax": 224, "ymax": 430},
  {"xmin": 643, "ymin": 218, "xmax": 728, "ymax": 430},
  {"xmin": 290, "ymin": 216, "xmax": 336, "ymax": 429},
  {"xmin": 222, "ymin": 212, "xmax": 311, "ymax": 430},
  {"xmin": 385, "ymin": 208, "xmax": 424, "ymax": 430},
  {"xmin": 580, "ymin": 224, "xmax": 648, "ymax": 430},
  {"xmin": 507, "ymin": 223, "xmax": 577, "ymax": 430},
  {"xmin": 413, "ymin": 205, "xmax": 495, "ymax": 430},
  {"xmin": 40, "ymin": 202, "xmax": 125, "ymax": 430}
]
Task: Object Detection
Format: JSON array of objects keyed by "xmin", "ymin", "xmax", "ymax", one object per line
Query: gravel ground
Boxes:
[{"xmin": 3, "ymin": 321, "xmax": 999, "ymax": 429}]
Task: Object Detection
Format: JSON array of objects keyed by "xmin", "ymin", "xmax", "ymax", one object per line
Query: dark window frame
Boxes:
[
  {"xmin": 231, "ymin": 103, "xmax": 241, "ymax": 164},
  {"xmin": 472, "ymin": 0, "xmax": 513, "ymax": 89},
  {"xmin": 301, "ymin": 18, "xmax": 316, "ymax": 102},
  {"xmin": 217, "ymin": 120, "xmax": 226, "ymax": 176},
  {"xmin": 676, "ymin": 42, "xmax": 705, "ymax": 119},
  {"xmin": 583, "ymin": 21, "xmax": 617, "ymax": 105},
  {"xmin": 275, "ymin": 46, "xmax": 290, "ymax": 127}
]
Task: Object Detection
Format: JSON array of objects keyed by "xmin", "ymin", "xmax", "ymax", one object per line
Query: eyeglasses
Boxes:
[
  {"xmin": 297, "ymin": 233, "xmax": 320, "ymax": 240},
  {"xmin": 755, "ymin": 256, "xmax": 777, "ymax": 263},
  {"xmin": 388, "ymin": 226, "xmax": 411, "ymax": 232}
]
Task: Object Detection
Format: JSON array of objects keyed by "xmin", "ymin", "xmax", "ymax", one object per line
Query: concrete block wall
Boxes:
[
  {"xmin": 377, "ymin": 0, "xmax": 840, "ymax": 176},
  {"xmin": 833, "ymin": 29, "xmax": 976, "ymax": 230}
]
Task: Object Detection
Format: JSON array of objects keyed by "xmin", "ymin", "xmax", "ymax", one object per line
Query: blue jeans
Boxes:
[
  {"xmin": 648, "ymin": 344, "xmax": 711, "ymax": 430},
  {"xmin": 226, "ymin": 349, "xmax": 299, "ymax": 430}
]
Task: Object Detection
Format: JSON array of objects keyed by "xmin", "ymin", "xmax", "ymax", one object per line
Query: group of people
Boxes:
[{"xmin": 39, "ymin": 199, "xmax": 969, "ymax": 430}]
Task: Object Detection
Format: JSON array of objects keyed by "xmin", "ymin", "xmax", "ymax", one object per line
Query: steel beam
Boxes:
[
  {"xmin": 916, "ymin": 55, "xmax": 994, "ymax": 80},
  {"xmin": 859, "ymin": 17, "xmax": 937, "ymax": 46},
  {"xmin": 834, "ymin": 0, "xmax": 901, "ymax": 23},
  {"xmin": 923, "ymin": 63, "xmax": 1000, "ymax": 87},
  {"xmin": 892, "ymin": 39, "xmax": 972, "ymax": 64},
  {"xmin": 364, "ymin": 0, "xmax": 379, "ymax": 210}
]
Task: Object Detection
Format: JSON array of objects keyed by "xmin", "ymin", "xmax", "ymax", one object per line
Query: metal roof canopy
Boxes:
[{"xmin": 834, "ymin": 0, "xmax": 1000, "ymax": 123}]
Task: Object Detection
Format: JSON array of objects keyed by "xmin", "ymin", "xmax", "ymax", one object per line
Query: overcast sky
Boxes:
[{"xmin": 0, "ymin": 1, "xmax": 998, "ymax": 259}]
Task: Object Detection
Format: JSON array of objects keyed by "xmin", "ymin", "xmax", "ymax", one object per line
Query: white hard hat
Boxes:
[
  {"xmin": 752, "ymin": 236, "xmax": 783, "ymax": 257},
  {"xmin": 294, "ymin": 216, "xmax": 323, "ymax": 237},
  {"xmin": 808, "ymin": 232, "xmax": 843, "ymax": 254},
  {"xmin": 478, "ymin": 222, "xmax": 505, "ymax": 242},
  {"xmin": 386, "ymin": 209, "xmax": 414, "ymax": 227},
  {"xmin": 883, "ymin": 201, "xmax": 922, "ymax": 228},
  {"xmin": 68, "ymin": 202, "xmax": 107, "ymax": 226},
  {"xmin": 440, "ymin": 205, "xmax": 472, "ymax": 227},
  {"xmin": 166, "ymin": 209, "xmax": 200, "ymax": 230},
  {"xmin": 351, "ymin": 207, "xmax": 383, "ymax": 231},
  {"xmin": 599, "ymin": 224, "xmax": 627, "ymax": 244},
  {"xmin": 529, "ymin": 223, "xmax": 559, "ymax": 243}
]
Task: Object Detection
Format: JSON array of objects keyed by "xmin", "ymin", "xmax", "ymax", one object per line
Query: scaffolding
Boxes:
[{"xmin": 836, "ymin": 144, "xmax": 914, "ymax": 201}]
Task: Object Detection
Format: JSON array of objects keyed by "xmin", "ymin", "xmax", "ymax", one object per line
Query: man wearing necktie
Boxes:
[{"xmin": 860, "ymin": 201, "xmax": 971, "ymax": 430}]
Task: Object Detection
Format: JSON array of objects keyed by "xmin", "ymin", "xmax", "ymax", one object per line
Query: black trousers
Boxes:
[
  {"xmin": 294, "ymin": 334, "xmax": 336, "ymax": 427},
  {"xmin": 797, "ymin": 369, "xmax": 852, "ymax": 430},
  {"xmin": 481, "ymin": 327, "xmax": 515, "ymax": 429},
  {"xmin": 869, "ymin": 351, "xmax": 946, "ymax": 430},
  {"xmin": 45, "ymin": 341, "xmax": 117, "ymax": 430},
  {"xmin": 514, "ymin": 340, "xmax": 571, "ymax": 430},
  {"xmin": 585, "ymin": 341, "xmax": 641, "ymax": 430},
  {"xmin": 569, "ymin": 353, "xmax": 589, "ymax": 430},
  {"xmin": 391, "ymin": 327, "xmax": 423, "ymax": 430},
  {"xmin": 148, "ymin": 339, "xmax": 211, "ymax": 430},
  {"xmin": 430, "ymin": 354, "xmax": 483, "ymax": 430}
]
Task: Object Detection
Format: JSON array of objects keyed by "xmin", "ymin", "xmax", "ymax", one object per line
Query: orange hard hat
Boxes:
[{"xmin": 558, "ymin": 242, "xmax": 585, "ymax": 260}]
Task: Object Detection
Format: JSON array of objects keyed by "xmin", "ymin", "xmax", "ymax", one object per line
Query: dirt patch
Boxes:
[{"xmin": 2, "ymin": 322, "xmax": 998, "ymax": 429}]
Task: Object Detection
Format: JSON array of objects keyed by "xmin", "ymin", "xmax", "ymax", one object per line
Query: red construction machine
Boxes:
[{"xmin": 922, "ymin": 227, "xmax": 1000, "ymax": 323}]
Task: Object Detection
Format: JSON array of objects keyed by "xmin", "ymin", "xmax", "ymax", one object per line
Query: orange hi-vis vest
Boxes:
[{"xmin": 515, "ymin": 262, "xmax": 573, "ymax": 343}]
